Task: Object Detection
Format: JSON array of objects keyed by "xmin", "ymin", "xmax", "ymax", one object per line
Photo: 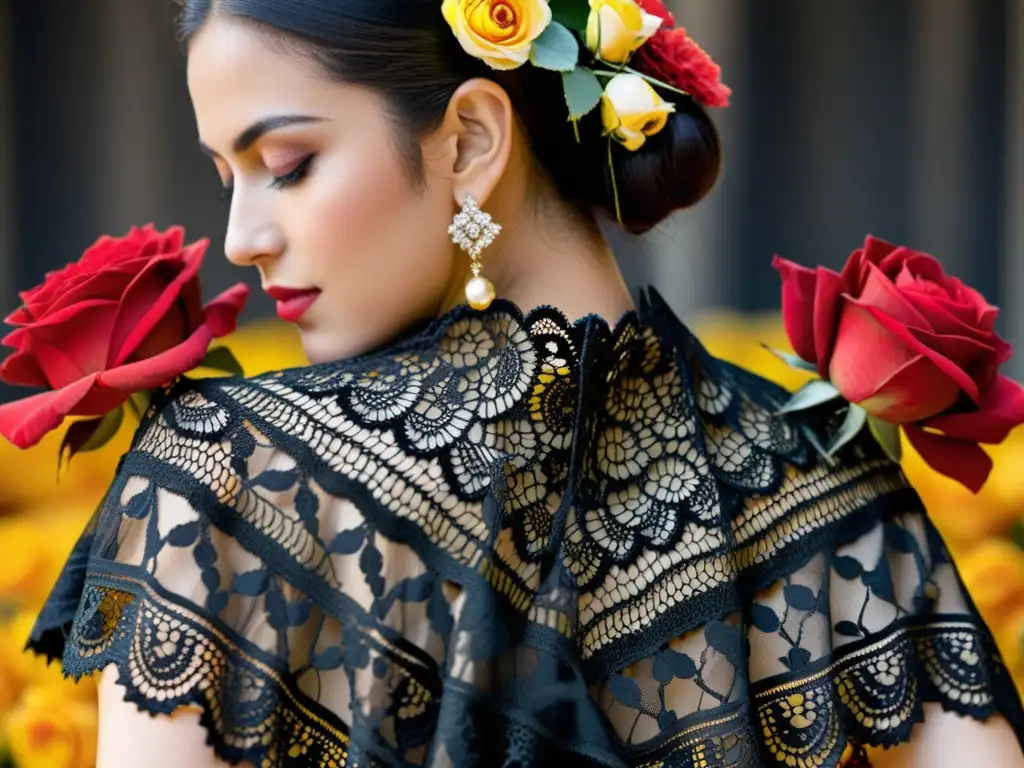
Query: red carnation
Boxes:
[
  {"xmin": 638, "ymin": 0, "xmax": 675, "ymax": 25},
  {"xmin": 634, "ymin": 0, "xmax": 731, "ymax": 109}
]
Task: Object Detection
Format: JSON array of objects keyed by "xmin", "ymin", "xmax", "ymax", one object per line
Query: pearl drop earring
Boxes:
[{"xmin": 448, "ymin": 194, "xmax": 500, "ymax": 310}]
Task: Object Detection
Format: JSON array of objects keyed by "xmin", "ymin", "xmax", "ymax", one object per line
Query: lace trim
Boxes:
[
  {"xmin": 55, "ymin": 569, "xmax": 354, "ymax": 767},
  {"xmin": 39, "ymin": 567, "xmax": 1018, "ymax": 768}
]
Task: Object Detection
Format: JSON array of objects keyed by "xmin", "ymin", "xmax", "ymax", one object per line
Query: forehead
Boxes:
[{"xmin": 185, "ymin": 17, "xmax": 342, "ymax": 143}]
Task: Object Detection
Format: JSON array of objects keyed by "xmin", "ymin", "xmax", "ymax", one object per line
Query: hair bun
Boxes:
[
  {"xmin": 515, "ymin": 65, "xmax": 722, "ymax": 236},
  {"xmin": 586, "ymin": 99, "xmax": 721, "ymax": 235}
]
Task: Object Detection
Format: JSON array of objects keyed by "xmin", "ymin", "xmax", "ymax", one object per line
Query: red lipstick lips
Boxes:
[{"xmin": 265, "ymin": 286, "xmax": 321, "ymax": 323}]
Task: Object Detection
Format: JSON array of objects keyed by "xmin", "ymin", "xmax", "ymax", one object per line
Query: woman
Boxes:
[{"xmin": 26, "ymin": 0, "xmax": 1024, "ymax": 766}]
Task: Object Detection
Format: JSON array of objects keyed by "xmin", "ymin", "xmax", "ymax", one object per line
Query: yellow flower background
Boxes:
[{"xmin": 0, "ymin": 313, "xmax": 1022, "ymax": 766}]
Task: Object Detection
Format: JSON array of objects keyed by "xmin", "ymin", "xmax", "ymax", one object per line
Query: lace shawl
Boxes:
[{"xmin": 29, "ymin": 289, "xmax": 1024, "ymax": 767}]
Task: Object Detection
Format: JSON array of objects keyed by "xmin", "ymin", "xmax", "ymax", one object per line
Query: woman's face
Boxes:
[{"xmin": 187, "ymin": 17, "xmax": 459, "ymax": 363}]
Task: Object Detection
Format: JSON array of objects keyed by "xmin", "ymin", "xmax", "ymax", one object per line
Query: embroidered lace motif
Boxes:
[{"xmin": 30, "ymin": 291, "xmax": 1024, "ymax": 767}]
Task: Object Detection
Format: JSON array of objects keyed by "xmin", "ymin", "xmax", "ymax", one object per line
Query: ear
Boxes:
[{"xmin": 431, "ymin": 78, "xmax": 514, "ymax": 208}]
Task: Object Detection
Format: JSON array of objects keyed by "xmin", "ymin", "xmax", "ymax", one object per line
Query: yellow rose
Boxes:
[
  {"xmin": 600, "ymin": 73, "xmax": 675, "ymax": 151},
  {"xmin": 0, "ymin": 612, "xmax": 96, "ymax": 703},
  {"xmin": 4, "ymin": 686, "xmax": 97, "ymax": 768},
  {"xmin": 441, "ymin": 0, "xmax": 553, "ymax": 70},
  {"xmin": 0, "ymin": 657, "xmax": 17, "ymax": 717},
  {"xmin": 958, "ymin": 539, "xmax": 1024, "ymax": 618},
  {"xmin": 586, "ymin": 0, "xmax": 663, "ymax": 63}
]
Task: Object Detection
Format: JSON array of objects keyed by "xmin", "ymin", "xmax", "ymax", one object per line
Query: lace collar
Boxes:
[{"xmin": 162, "ymin": 286, "xmax": 821, "ymax": 618}]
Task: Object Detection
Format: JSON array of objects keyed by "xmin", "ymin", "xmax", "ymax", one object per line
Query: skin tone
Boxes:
[{"xmin": 96, "ymin": 14, "xmax": 1024, "ymax": 768}]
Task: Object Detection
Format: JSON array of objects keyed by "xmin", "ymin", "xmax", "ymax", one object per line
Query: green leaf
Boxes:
[
  {"xmin": 549, "ymin": 0, "xmax": 590, "ymax": 33},
  {"xmin": 128, "ymin": 390, "xmax": 152, "ymax": 421},
  {"xmin": 774, "ymin": 379, "xmax": 842, "ymax": 415},
  {"xmin": 529, "ymin": 21, "xmax": 579, "ymax": 72},
  {"xmin": 761, "ymin": 343, "xmax": 818, "ymax": 373},
  {"xmin": 826, "ymin": 404, "xmax": 868, "ymax": 456},
  {"xmin": 60, "ymin": 405, "xmax": 125, "ymax": 468},
  {"xmin": 562, "ymin": 66, "xmax": 603, "ymax": 119},
  {"xmin": 797, "ymin": 423, "xmax": 838, "ymax": 467},
  {"xmin": 201, "ymin": 346, "xmax": 245, "ymax": 377},
  {"xmin": 867, "ymin": 415, "xmax": 903, "ymax": 463}
]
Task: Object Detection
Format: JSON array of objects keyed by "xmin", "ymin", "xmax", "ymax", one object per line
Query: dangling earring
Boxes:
[{"xmin": 448, "ymin": 194, "xmax": 500, "ymax": 310}]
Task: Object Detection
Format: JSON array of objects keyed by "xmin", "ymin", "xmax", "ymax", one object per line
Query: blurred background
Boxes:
[{"xmin": 0, "ymin": 1, "xmax": 1023, "ymax": 766}]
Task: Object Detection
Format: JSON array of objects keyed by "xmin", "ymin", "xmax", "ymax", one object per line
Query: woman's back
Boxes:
[
  {"xmin": 31, "ymin": 291, "xmax": 1024, "ymax": 765},
  {"xmin": 11, "ymin": 0, "xmax": 1024, "ymax": 764}
]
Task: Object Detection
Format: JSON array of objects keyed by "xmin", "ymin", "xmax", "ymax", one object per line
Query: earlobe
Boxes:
[{"xmin": 444, "ymin": 78, "xmax": 514, "ymax": 207}]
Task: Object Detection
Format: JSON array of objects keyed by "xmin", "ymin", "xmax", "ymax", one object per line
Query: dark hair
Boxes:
[{"xmin": 176, "ymin": 0, "xmax": 721, "ymax": 235}]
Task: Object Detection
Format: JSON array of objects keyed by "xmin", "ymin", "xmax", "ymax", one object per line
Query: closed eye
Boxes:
[{"xmin": 270, "ymin": 154, "xmax": 315, "ymax": 190}]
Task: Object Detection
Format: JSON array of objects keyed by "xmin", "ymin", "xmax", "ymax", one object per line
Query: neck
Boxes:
[{"xmin": 441, "ymin": 198, "xmax": 636, "ymax": 326}]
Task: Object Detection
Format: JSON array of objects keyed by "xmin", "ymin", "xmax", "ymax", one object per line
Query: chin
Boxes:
[{"xmin": 299, "ymin": 328, "xmax": 373, "ymax": 365}]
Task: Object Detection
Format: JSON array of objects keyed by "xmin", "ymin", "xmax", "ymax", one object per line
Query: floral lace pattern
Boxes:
[{"xmin": 29, "ymin": 289, "xmax": 1024, "ymax": 767}]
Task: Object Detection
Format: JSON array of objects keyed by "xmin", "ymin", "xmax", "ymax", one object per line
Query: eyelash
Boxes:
[
  {"xmin": 270, "ymin": 154, "xmax": 315, "ymax": 190},
  {"xmin": 218, "ymin": 154, "xmax": 315, "ymax": 199}
]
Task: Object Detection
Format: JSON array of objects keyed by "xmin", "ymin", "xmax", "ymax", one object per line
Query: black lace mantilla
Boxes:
[{"xmin": 29, "ymin": 289, "xmax": 1024, "ymax": 766}]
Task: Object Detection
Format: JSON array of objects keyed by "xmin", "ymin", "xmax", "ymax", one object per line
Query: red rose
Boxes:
[
  {"xmin": 773, "ymin": 235, "xmax": 1024, "ymax": 491},
  {"xmin": 633, "ymin": 0, "xmax": 731, "ymax": 109},
  {"xmin": 0, "ymin": 224, "xmax": 249, "ymax": 449}
]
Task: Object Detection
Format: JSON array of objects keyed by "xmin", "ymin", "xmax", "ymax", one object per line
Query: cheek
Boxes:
[{"xmin": 290, "ymin": 132, "xmax": 454, "ymax": 360}]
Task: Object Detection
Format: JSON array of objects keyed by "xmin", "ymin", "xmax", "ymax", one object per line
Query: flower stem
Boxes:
[{"xmin": 607, "ymin": 139, "xmax": 623, "ymax": 225}]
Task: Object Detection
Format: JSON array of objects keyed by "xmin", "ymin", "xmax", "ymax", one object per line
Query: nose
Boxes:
[{"xmin": 223, "ymin": 196, "xmax": 285, "ymax": 268}]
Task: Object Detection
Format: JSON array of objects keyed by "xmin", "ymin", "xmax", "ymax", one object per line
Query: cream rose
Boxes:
[
  {"xmin": 586, "ymin": 0, "xmax": 663, "ymax": 64},
  {"xmin": 600, "ymin": 73, "xmax": 675, "ymax": 150},
  {"xmin": 442, "ymin": 0, "xmax": 553, "ymax": 70}
]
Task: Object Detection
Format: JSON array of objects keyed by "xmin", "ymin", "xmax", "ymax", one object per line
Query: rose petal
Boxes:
[
  {"xmin": 978, "ymin": 305, "xmax": 999, "ymax": 334},
  {"xmin": 0, "ymin": 374, "xmax": 100, "ymax": 449},
  {"xmin": 139, "ymin": 226, "xmax": 185, "ymax": 259},
  {"xmin": 32, "ymin": 271, "xmax": 134, "ymax": 319},
  {"xmin": 858, "ymin": 263, "xmax": 932, "ymax": 330},
  {"xmin": 924, "ymin": 375, "xmax": 1024, "ymax": 444},
  {"xmin": 861, "ymin": 235, "xmax": 901, "ymax": 266},
  {"xmin": 899, "ymin": 289, "xmax": 994, "ymax": 342},
  {"xmin": 111, "ymin": 241, "xmax": 206, "ymax": 366},
  {"xmin": 993, "ymin": 336, "xmax": 1014, "ymax": 366},
  {"xmin": 772, "ymin": 255, "xmax": 819, "ymax": 364},
  {"xmin": 839, "ymin": 243, "xmax": 870, "ymax": 292},
  {"xmin": 843, "ymin": 298, "xmax": 982, "ymax": 403},
  {"xmin": 842, "ymin": 236, "xmax": 900, "ymax": 292},
  {"xmin": 812, "ymin": 267, "xmax": 845, "ymax": 376},
  {"xmin": 884, "ymin": 251, "xmax": 947, "ymax": 284},
  {"xmin": 4, "ymin": 306, "xmax": 33, "ymax": 326},
  {"xmin": 909, "ymin": 290, "xmax": 988, "ymax": 328},
  {"xmin": 939, "ymin": 277, "xmax": 997, "ymax": 326},
  {"xmin": 202, "ymin": 283, "xmax": 250, "ymax": 338},
  {"xmin": 4, "ymin": 301, "xmax": 121, "ymax": 384},
  {"xmin": 853, "ymin": 355, "xmax": 961, "ymax": 423},
  {"xmin": 0, "ymin": 349, "xmax": 49, "ymax": 388},
  {"xmin": 2, "ymin": 298, "xmax": 121, "ymax": 337},
  {"xmin": 13, "ymin": 338, "xmax": 90, "ymax": 390},
  {"xmin": 903, "ymin": 424, "xmax": 993, "ymax": 493},
  {"xmin": 179, "ymin": 275, "xmax": 204, "ymax": 331},
  {"xmin": 905, "ymin": 326, "xmax": 996, "ymax": 376},
  {"xmin": 99, "ymin": 325, "xmax": 214, "ymax": 392},
  {"xmin": 828, "ymin": 300, "xmax": 923, "ymax": 403}
]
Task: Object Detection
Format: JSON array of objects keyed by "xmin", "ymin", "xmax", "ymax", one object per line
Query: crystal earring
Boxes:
[{"xmin": 448, "ymin": 194, "xmax": 500, "ymax": 310}]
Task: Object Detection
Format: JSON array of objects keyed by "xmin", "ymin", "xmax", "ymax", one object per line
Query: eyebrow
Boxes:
[{"xmin": 199, "ymin": 114, "xmax": 326, "ymax": 157}]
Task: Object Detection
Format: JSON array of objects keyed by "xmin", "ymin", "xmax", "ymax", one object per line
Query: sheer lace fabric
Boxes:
[{"xmin": 30, "ymin": 290, "xmax": 1024, "ymax": 767}]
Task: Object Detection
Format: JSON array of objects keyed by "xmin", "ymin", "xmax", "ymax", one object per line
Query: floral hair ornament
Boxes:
[{"xmin": 441, "ymin": 0, "xmax": 730, "ymax": 219}]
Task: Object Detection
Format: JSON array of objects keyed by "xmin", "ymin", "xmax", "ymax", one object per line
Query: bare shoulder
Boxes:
[
  {"xmin": 870, "ymin": 703, "xmax": 1024, "ymax": 767},
  {"xmin": 97, "ymin": 666, "xmax": 250, "ymax": 768}
]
